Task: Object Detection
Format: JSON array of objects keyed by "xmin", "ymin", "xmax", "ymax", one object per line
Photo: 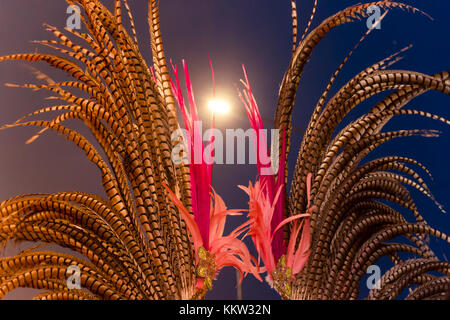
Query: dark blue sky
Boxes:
[{"xmin": 0, "ymin": 0, "xmax": 449, "ymax": 300}]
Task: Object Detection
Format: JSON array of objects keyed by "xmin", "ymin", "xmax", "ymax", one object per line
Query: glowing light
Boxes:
[{"xmin": 208, "ymin": 99, "xmax": 230, "ymax": 114}]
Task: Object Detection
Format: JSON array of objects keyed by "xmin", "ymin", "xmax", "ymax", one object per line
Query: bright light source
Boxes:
[{"xmin": 208, "ymin": 99, "xmax": 230, "ymax": 114}]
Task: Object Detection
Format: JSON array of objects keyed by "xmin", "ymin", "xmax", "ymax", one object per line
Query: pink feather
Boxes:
[
  {"xmin": 170, "ymin": 60, "xmax": 212, "ymax": 249},
  {"xmin": 238, "ymin": 66, "xmax": 287, "ymax": 260},
  {"xmin": 238, "ymin": 69, "xmax": 314, "ymax": 281},
  {"xmin": 166, "ymin": 60, "xmax": 261, "ymax": 285}
]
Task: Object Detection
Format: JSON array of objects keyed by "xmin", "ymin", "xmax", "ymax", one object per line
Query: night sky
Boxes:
[{"xmin": 0, "ymin": 0, "xmax": 449, "ymax": 300}]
